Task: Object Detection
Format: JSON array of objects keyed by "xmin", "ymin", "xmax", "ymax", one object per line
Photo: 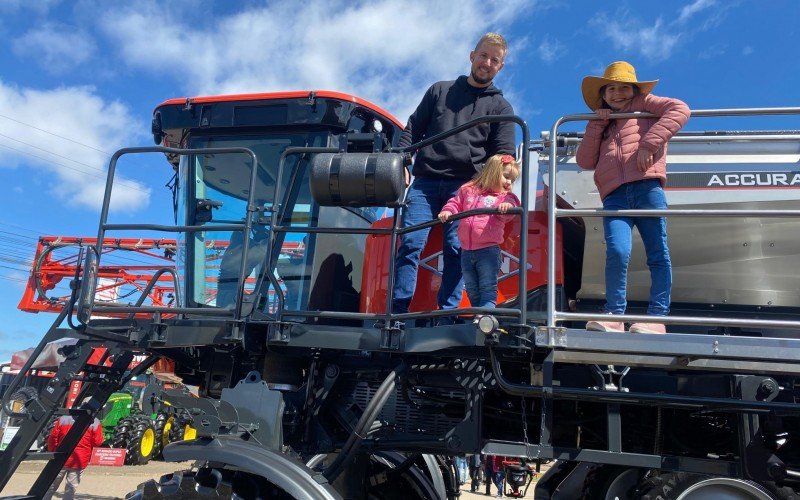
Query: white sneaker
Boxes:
[{"xmin": 585, "ymin": 320, "xmax": 625, "ymax": 332}]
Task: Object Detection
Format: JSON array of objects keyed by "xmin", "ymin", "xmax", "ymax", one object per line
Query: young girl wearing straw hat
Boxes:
[{"xmin": 576, "ymin": 61, "xmax": 690, "ymax": 334}]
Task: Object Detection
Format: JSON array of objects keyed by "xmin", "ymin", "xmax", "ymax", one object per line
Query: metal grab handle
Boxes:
[{"xmin": 92, "ymin": 146, "xmax": 258, "ymax": 326}]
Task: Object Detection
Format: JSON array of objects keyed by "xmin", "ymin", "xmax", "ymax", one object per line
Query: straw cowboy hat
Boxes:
[{"xmin": 581, "ymin": 61, "xmax": 658, "ymax": 110}]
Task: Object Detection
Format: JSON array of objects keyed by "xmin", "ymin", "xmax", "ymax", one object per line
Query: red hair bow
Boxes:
[{"xmin": 500, "ymin": 154, "xmax": 515, "ymax": 164}]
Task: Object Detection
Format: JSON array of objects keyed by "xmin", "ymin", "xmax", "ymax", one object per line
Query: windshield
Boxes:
[
  {"xmin": 176, "ymin": 131, "xmax": 381, "ymax": 319},
  {"xmin": 181, "ymin": 132, "xmax": 326, "ymax": 309}
]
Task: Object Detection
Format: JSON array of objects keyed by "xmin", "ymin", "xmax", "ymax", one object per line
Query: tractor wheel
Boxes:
[
  {"xmin": 182, "ymin": 424, "xmax": 197, "ymax": 440},
  {"xmin": 169, "ymin": 415, "xmax": 196, "ymax": 442},
  {"xmin": 634, "ymin": 471, "xmax": 781, "ymax": 499},
  {"xmin": 127, "ymin": 416, "xmax": 157, "ymax": 465},
  {"xmin": 168, "ymin": 420, "xmax": 183, "ymax": 442},
  {"xmin": 7, "ymin": 386, "xmax": 39, "ymax": 419},
  {"xmin": 365, "ymin": 451, "xmax": 444, "ymax": 499},
  {"xmin": 110, "ymin": 416, "xmax": 136, "ymax": 450},
  {"xmin": 579, "ymin": 464, "xmax": 644, "ymax": 499},
  {"xmin": 124, "ymin": 467, "xmax": 296, "ymax": 499},
  {"xmin": 308, "ymin": 451, "xmax": 445, "ymax": 499},
  {"xmin": 152, "ymin": 413, "xmax": 174, "ymax": 459}
]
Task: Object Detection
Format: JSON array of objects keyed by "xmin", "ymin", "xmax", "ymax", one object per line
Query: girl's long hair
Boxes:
[
  {"xmin": 469, "ymin": 154, "xmax": 519, "ymax": 192},
  {"xmin": 599, "ymin": 84, "xmax": 642, "ymax": 139}
]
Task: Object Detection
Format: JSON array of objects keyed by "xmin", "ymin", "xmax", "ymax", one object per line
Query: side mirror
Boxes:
[
  {"xmin": 195, "ymin": 198, "xmax": 223, "ymax": 224},
  {"xmin": 151, "ymin": 111, "xmax": 164, "ymax": 145}
]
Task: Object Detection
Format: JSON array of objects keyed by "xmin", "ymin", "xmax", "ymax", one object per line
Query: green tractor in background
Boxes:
[{"xmin": 99, "ymin": 375, "xmax": 195, "ymax": 465}]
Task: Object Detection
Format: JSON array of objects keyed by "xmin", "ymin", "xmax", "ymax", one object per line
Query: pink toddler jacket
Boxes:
[
  {"xmin": 575, "ymin": 93, "xmax": 690, "ymax": 200},
  {"xmin": 442, "ymin": 184, "xmax": 521, "ymax": 250}
]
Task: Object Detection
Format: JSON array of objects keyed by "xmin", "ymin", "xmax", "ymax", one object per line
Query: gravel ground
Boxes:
[
  {"xmin": 1, "ymin": 460, "xmax": 193, "ymax": 499},
  {"xmin": 1, "ymin": 460, "xmax": 542, "ymax": 499}
]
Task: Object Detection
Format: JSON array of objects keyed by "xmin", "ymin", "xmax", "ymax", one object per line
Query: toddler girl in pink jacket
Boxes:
[
  {"xmin": 576, "ymin": 61, "xmax": 690, "ymax": 334},
  {"xmin": 439, "ymin": 154, "xmax": 520, "ymax": 315}
]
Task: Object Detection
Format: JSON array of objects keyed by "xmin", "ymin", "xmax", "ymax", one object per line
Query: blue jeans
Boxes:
[
  {"xmin": 602, "ymin": 179, "xmax": 671, "ymax": 316},
  {"xmin": 455, "ymin": 456, "xmax": 468, "ymax": 484},
  {"xmin": 493, "ymin": 471, "xmax": 506, "ymax": 496},
  {"xmin": 393, "ymin": 177, "xmax": 465, "ymax": 313},
  {"xmin": 461, "ymin": 246, "xmax": 500, "ymax": 308}
]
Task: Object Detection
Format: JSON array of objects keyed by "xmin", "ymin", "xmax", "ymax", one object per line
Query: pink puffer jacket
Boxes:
[
  {"xmin": 576, "ymin": 93, "xmax": 690, "ymax": 200},
  {"xmin": 442, "ymin": 184, "xmax": 520, "ymax": 250}
]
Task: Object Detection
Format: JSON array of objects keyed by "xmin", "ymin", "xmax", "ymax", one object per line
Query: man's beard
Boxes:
[{"xmin": 470, "ymin": 69, "xmax": 493, "ymax": 85}]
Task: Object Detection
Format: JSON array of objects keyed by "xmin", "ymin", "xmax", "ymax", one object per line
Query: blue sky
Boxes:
[{"xmin": 0, "ymin": 0, "xmax": 797, "ymax": 360}]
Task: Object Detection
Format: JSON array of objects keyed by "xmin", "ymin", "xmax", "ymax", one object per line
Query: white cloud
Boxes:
[
  {"xmin": 100, "ymin": 0, "xmax": 528, "ymax": 121},
  {"xmin": 0, "ymin": 81, "xmax": 150, "ymax": 213},
  {"xmin": 590, "ymin": 1, "xmax": 738, "ymax": 64},
  {"xmin": 698, "ymin": 43, "xmax": 726, "ymax": 59},
  {"xmin": 592, "ymin": 15, "xmax": 681, "ymax": 62},
  {"xmin": 677, "ymin": 0, "xmax": 717, "ymax": 24},
  {"xmin": 12, "ymin": 23, "xmax": 96, "ymax": 74},
  {"xmin": 537, "ymin": 36, "xmax": 566, "ymax": 63},
  {"xmin": 742, "ymin": 46, "xmax": 754, "ymax": 56}
]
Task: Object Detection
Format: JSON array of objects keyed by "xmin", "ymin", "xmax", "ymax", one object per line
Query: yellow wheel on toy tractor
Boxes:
[
  {"xmin": 126, "ymin": 416, "xmax": 156, "ymax": 465},
  {"xmin": 183, "ymin": 424, "xmax": 197, "ymax": 440},
  {"xmin": 161, "ymin": 416, "xmax": 174, "ymax": 449},
  {"xmin": 140, "ymin": 427, "xmax": 155, "ymax": 457}
]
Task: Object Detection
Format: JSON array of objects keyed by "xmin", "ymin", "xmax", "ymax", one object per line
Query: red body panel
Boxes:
[
  {"xmin": 360, "ymin": 211, "xmax": 563, "ymax": 313},
  {"xmin": 155, "ymin": 90, "xmax": 404, "ymax": 129}
]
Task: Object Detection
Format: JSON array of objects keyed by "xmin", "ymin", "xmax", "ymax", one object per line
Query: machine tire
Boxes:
[
  {"xmin": 308, "ymin": 451, "xmax": 445, "ymax": 499},
  {"xmin": 365, "ymin": 451, "xmax": 444, "ymax": 499},
  {"xmin": 127, "ymin": 416, "xmax": 157, "ymax": 465},
  {"xmin": 760, "ymin": 482, "xmax": 800, "ymax": 500},
  {"xmin": 168, "ymin": 414, "xmax": 195, "ymax": 442},
  {"xmin": 579, "ymin": 464, "xmax": 643, "ymax": 499},
  {"xmin": 110, "ymin": 415, "xmax": 136, "ymax": 449},
  {"xmin": 634, "ymin": 471, "xmax": 780, "ymax": 499},
  {"xmin": 6, "ymin": 386, "xmax": 39, "ymax": 418},
  {"xmin": 152, "ymin": 412, "xmax": 174, "ymax": 459},
  {"xmin": 124, "ymin": 467, "xmax": 296, "ymax": 499}
]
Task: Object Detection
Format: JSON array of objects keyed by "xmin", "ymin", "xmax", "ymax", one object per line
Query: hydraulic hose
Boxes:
[{"xmin": 322, "ymin": 363, "xmax": 404, "ymax": 482}]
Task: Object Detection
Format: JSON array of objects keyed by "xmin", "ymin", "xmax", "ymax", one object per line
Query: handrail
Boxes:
[
  {"xmin": 90, "ymin": 146, "xmax": 259, "ymax": 324},
  {"xmin": 125, "ymin": 267, "xmax": 182, "ymax": 319},
  {"xmin": 538, "ymin": 134, "xmax": 800, "ymax": 148},
  {"xmin": 546, "ymin": 106, "xmax": 800, "ymax": 332},
  {"xmin": 391, "ymin": 114, "xmax": 530, "ymax": 326},
  {"xmin": 260, "ymin": 116, "xmax": 530, "ymax": 328}
]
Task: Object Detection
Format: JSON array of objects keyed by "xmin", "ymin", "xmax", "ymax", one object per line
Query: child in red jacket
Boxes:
[
  {"xmin": 439, "ymin": 154, "xmax": 520, "ymax": 318},
  {"xmin": 44, "ymin": 415, "xmax": 104, "ymax": 500},
  {"xmin": 576, "ymin": 61, "xmax": 690, "ymax": 334}
]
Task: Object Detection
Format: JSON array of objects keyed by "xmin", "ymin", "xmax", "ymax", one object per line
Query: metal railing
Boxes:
[
  {"xmin": 82, "ymin": 146, "xmax": 259, "ymax": 323},
  {"xmin": 262, "ymin": 115, "xmax": 531, "ymax": 329},
  {"xmin": 545, "ymin": 107, "xmax": 800, "ymax": 334}
]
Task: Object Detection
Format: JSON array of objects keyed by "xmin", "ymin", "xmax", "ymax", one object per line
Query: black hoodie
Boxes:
[{"xmin": 399, "ymin": 75, "xmax": 515, "ymax": 180}]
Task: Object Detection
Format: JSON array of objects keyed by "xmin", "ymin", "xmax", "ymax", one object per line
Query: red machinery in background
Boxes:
[{"xmin": 18, "ymin": 236, "xmax": 178, "ymax": 315}]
